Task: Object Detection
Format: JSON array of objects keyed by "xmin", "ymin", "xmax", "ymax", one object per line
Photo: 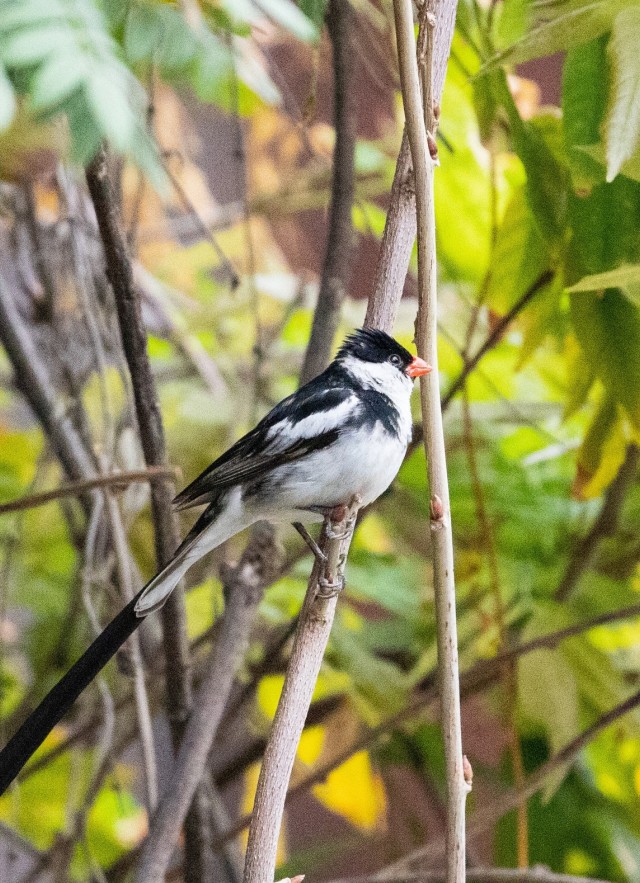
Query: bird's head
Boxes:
[{"xmin": 336, "ymin": 328, "xmax": 432, "ymax": 392}]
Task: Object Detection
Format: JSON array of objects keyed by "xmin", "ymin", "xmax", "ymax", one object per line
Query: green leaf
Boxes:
[
  {"xmin": 570, "ymin": 287, "xmax": 640, "ymax": 427},
  {"xmin": 568, "ymin": 175, "xmax": 640, "ymax": 285},
  {"xmin": 575, "ymin": 142, "xmax": 640, "ymax": 183},
  {"xmin": 0, "ymin": 63, "xmax": 16, "ymax": 131},
  {"xmin": 568, "ymin": 264, "xmax": 640, "ymax": 297},
  {"xmin": 605, "ymin": 5, "xmax": 640, "ymax": 182},
  {"xmin": 1, "ymin": 26, "xmax": 77, "ymax": 67},
  {"xmin": 562, "ymin": 37, "xmax": 608, "ymax": 190},
  {"xmin": 519, "ymin": 603, "xmax": 580, "ymax": 798},
  {"xmin": 260, "ymin": 0, "xmax": 318, "ymax": 41},
  {"xmin": 489, "ymin": 70, "xmax": 569, "ymax": 241},
  {"xmin": 484, "ymin": 0, "xmax": 613, "ymax": 68},
  {"xmin": 29, "ymin": 53, "xmax": 87, "ymax": 111},
  {"xmin": 85, "ymin": 67, "xmax": 136, "ymax": 150},
  {"xmin": 298, "ymin": 0, "xmax": 328, "ymax": 31},
  {"xmin": 485, "ymin": 185, "xmax": 551, "ymax": 313}
]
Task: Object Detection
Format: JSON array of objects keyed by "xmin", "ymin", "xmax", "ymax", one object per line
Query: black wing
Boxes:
[{"xmin": 173, "ymin": 381, "xmax": 356, "ymax": 510}]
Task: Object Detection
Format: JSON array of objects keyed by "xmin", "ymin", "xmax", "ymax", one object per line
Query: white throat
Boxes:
[{"xmin": 341, "ymin": 354, "xmax": 413, "ymax": 401}]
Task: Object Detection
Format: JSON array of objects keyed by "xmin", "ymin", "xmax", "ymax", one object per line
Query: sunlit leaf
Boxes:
[
  {"xmin": 605, "ymin": 6, "xmax": 640, "ymax": 182},
  {"xmin": 562, "ymin": 37, "xmax": 608, "ymax": 191},
  {"xmin": 312, "ymin": 751, "xmax": 386, "ymax": 831},
  {"xmin": 571, "ymin": 288, "xmax": 640, "ymax": 427}
]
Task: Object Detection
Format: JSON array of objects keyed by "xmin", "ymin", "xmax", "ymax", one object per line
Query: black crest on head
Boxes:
[{"xmin": 336, "ymin": 327, "xmax": 414, "ymax": 369}]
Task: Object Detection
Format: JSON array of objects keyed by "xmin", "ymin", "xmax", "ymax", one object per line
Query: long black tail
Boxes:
[{"xmin": 0, "ymin": 585, "xmax": 146, "ymax": 794}]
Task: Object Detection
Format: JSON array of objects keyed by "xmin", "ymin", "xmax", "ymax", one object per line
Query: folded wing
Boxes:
[{"xmin": 173, "ymin": 384, "xmax": 357, "ymax": 511}]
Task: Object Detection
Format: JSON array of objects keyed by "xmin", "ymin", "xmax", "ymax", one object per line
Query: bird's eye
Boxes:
[{"xmin": 389, "ymin": 354, "xmax": 402, "ymax": 367}]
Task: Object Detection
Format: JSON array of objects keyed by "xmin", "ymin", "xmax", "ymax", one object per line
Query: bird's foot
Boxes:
[
  {"xmin": 292, "ymin": 521, "xmax": 327, "ymax": 565},
  {"xmin": 316, "ymin": 574, "xmax": 345, "ymax": 599},
  {"xmin": 323, "ymin": 504, "xmax": 352, "ymax": 540}
]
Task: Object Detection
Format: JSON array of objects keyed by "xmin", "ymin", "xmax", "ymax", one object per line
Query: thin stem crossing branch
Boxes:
[{"xmin": 393, "ymin": 5, "xmax": 468, "ymax": 883}]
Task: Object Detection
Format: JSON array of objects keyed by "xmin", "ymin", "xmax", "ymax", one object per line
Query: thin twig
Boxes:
[
  {"xmin": 299, "ymin": 0, "xmax": 356, "ymax": 384},
  {"xmin": 441, "ymin": 270, "xmax": 554, "ymax": 411},
  {"xmin": 243, "ymin": 499, "xmax": 360, "ymax": 883},
  {"xmin": 555, "ymin": 444, "xmax": 640, "ymax": 602},
  {"xmin": 462, "ymin": 392, "xmax": 527, "ymax": 865},
  {"xmin": 85, "ymin": 146, "xmax": 208, "ymax": 878},
  {"xmin": 163, "ymin": 159, "xmax": 239, "ymax": 289},
  {"xmin": 134, "ymin": 523, "xmax": 281, "ymax": 883},
  {"xmin": 394, "ymin": 4, "xmax": 468, "ymax": 883},
  {"xmin": 0, "ymin": 466, "xmax": 178, "ymax": 515}
]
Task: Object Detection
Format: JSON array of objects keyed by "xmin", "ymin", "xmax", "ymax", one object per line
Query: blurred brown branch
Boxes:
[
  {"xmin": 0, "ymin": 465, "xmax": 178, "ymax": 515},
  {"xmin": 85, "ymin": 146, "xmax": 210, "ymax": 881},
  {"xmin": 300, "ymin": 0, "xmax": 356, "ymax": 384}
]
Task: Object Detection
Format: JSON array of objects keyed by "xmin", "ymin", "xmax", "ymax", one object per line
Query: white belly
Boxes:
[{"xmin": 256, "ymin": 421, "xmax": 410, "ymax": 521}]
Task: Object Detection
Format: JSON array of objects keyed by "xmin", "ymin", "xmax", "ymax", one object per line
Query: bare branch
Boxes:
[
  {"xmin": 0, "ymin": 272, "xmax": 97, "ymax": 492},
  {"xmin": 0, "ymin": 466, "xmax": 178, "ymax": 516},
  {"xmin": 243, "ymin": 499, "xmax": 360, "ymax": 883},
  {"xmin": 85, "ymin": 146, "xmax": 207, "ymax": 877},
  {"xmin": 299, "ymin": 0, "xmax": 356, "ymax": 384},
  {"xmin": 555, "ymin": 444, "xmax": 640, "ymax": 602},
  {"xmin": 135, "ymin": 523, "xmax": 280, "ymax": 883},
  {"xmin": 365, "ymin": 0, "xmax": 458, "ymax": 334},
  {"xmin": 105, "ymin": 491, "xmax": 158, "ymax": 812},
  {"xmin": 393, "ymin": 3, "xmax": 467, "ymax": 883}
]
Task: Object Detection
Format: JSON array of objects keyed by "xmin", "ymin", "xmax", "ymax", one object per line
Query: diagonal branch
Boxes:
[
  {"xmin": 134, "ymin": 523, "xmax": 281, "ymax": 883},
  {"xmin": 379, "ymin": 685, "xmax": 640, "ymax": 874},
  {"xmin": 0, "ymin": 272, "xmax": 97, "ymax": 493},
  {"xmin": 441, "ymin": 269, "xmax": 554, "ymax": 411},
  {"xmin": 365, "ymin": 0, "xmax": 458, "ymax": 335},
  {"xmin": 85, "ymin": 146, "xmax": 208, "ymax": 880},
  {"xmin": 211, "ymin": 598, "xmax": 640, "ymax": 848},
  {"xmin": 243, "ymin": 499, "xmax": 360, "ymax": 883},
  {"xmin": 299, "ymin": 0, "xmax": 356, "ymax": 384},
  {"xmin": 323, "ymin": 868, "xmax": 611, "ymax": 883},
  {"xmin": 555, "ymin": 443, "xmax": 640, "ymax": 602}
]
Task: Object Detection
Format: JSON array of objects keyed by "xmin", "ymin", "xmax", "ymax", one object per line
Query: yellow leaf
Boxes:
[
  {"xmin": 297, "ymin": 726, "xmax": 325, "ymax": 766},
  {"xmin": 312, "ymin": 751, "xmax": 386, "ymax": 832}
]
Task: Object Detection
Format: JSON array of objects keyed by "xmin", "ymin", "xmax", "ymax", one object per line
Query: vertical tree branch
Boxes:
[
  {"xmin": 299, "ymin": 0, "xmax": 356, "ymax": 384},
  {"xmin": 243, "ymin": 499, "xmax": 360, "ymax": 883},
  {"xmin": 85, "ymin": 147, "xmax": 207, "ymax": 880},
  {"xmin": 393, "ymin": 5, "xmax": 468, "ymax": 883},
  {"xmin": 365, "ymin": 0, "xmax": 458, "ymax": 334}
]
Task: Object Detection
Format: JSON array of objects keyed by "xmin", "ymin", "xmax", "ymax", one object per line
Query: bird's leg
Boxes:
[
  {"xmin": 292, "ymin": 522, "xmax": 327, "ymax": 565},
  {"xmin": 316, "ymin": 504, "xmax": 356, "ymax": 598},
  {"xmin": 323, "ymin": 504, "xmax": 350, "ymax": 540}
]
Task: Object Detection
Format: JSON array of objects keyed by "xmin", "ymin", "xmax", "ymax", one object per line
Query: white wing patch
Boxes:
[{"xmin": 265, "ymin": 395, "xmax": 358, "ymax": 445}]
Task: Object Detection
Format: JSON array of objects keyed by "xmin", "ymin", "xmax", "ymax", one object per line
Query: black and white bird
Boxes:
[{"xmin": 135, "ymin": 327, "xmax": 431, "ymax": 615}]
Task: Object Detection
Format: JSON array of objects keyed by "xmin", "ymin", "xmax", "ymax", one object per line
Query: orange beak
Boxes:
[{"xmin": 406, "ymin": 356, "xmax": 432, "ymax": 378}]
